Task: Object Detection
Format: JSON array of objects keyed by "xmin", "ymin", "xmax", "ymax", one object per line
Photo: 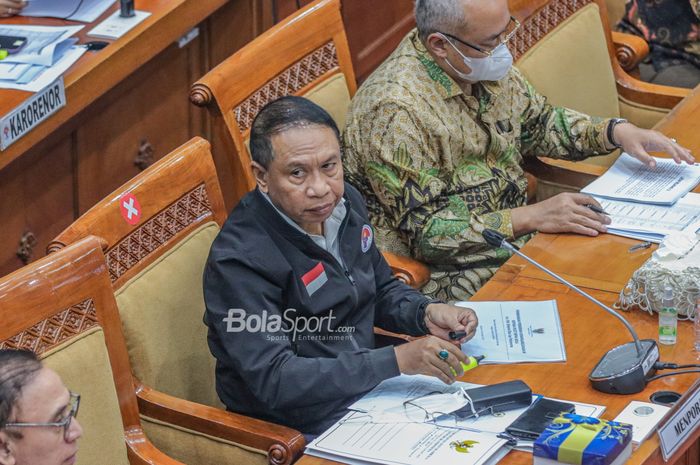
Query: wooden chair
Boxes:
[
  {"xmin": 0, "ymin": 236, "xmax": 185, "ymax": 465},
  {"xmin": 48, "ymin": 137, "xmax": 305, "ymax": 465},
  {"xmin": 509, "ymin": 0, "xmax": 689, "ymax": 180},
  {"xmin": 189, "ymin": 0, "xmax": 429, "ymax": 288}
]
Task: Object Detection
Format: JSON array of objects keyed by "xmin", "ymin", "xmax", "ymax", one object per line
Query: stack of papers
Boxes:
[
  {"xmin": 580, "ymin": 153, "xmax": 700, "ymax": 242},
  {"xmin": 597, "ymin": 193, "xmax": 700, "ymax": 243},
  {"xmin": 307, "ymin": 414, "xmax": 510, "ymax": 465},
  {"xmin": 22, "ymin": 0, "xmax": 113, "ymax": 23},
  {"xmin": 581, "ymin": 153, "xmax": 700, "ymax": 205},
  {"xmin": 0, "ymin": 25, "xmax": 85, "ymax": 92},
  {"xmin": 306, "ymin": 374, "xmax": 606, "ymax": 465}
]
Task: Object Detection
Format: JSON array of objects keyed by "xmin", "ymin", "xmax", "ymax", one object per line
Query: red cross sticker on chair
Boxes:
[{"xmin": 119, "ymin": 192, "xmax": 142, "ymax": 225}]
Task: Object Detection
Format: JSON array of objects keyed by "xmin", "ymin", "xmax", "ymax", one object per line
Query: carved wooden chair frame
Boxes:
[
  {"xmin": 0, "ymin": 237, "xmax": 186, "ymax": 465},
  {"xmin": 190, "ymin": 0, "xmax": 430, "ymax": 288},
  {"xmin": 48, "ymin": 137, "xmax": 305, "ymax": 465}
]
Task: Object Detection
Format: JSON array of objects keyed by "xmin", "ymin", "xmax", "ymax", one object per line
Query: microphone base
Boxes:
[{"xmin": 589, "ymin": 339, "xmax": 659, "ymax": 394}]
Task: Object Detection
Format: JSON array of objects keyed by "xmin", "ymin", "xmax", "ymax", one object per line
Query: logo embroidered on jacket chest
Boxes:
[{"xmin": 361, "ymin": 225, "xmax": 373, "ymax": 253}]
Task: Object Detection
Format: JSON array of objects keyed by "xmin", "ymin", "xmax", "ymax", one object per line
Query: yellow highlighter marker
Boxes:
[
  {"xmin": 451, "ymin": 355, "xmax": 485, "ymax": 376},
  {"xmin": 0, "ymin": 50, "xmax": 8, "ymax": 61}
]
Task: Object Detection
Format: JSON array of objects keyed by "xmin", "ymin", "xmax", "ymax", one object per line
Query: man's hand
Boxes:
[
  {"xmin": 394, "ymin": 335, "xmax": 468, "ymax": 384},
  {"xmin": 424, "ymin": 303, "xmax": 478, "ymax": 345},
  {"xmin": 0, "ymin": 0, "xmax": 26, "ymax": 17},
  {"xmin": 511, "ymin": 193, "xmax": 611, "ymax": 237},
  {"xmin": 613, "ymin": 123, "xmax": 695, "ymax": 167}
]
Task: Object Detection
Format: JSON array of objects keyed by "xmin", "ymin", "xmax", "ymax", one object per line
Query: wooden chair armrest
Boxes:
[
  {"xmin": 136, "ymin": 384, "xmax": 305, "ymax": 465},
  {"xmin": 614, "ymin": 62, "xmax": 690, "ymax": 109},
  {"xmin": 126, "ymin": 429, "xmax": 187, "ymax": 465},
  {"xmin": 523, "ymin": 157, "xmax": 606, "ymax": 190},
  {"xmin": 373, "ymin": 327, "xmax": 417, "ymax": 346},
  {"xmin": 611, "ymin": 31, "xmax": 649, "ymax": 72},
  {"xmin": 383, "ymin": 251, "xmax": 430, "ymax": 289}
]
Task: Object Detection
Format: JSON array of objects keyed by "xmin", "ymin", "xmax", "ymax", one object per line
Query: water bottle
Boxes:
[
  {"xmin": 658, "ymin": 286, "xmax": 677, "ymax": 345},
  {"xmin": 694, "ymin": 295, "xmax": 700, "ymax": 352}
]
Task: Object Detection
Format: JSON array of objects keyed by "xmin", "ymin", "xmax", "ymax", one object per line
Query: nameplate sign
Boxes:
[
  {"xmin": 1, "ymin": 78, "xmax": 66, "ymax": 151},
  {"xmin": 657, "ymin": 378, "xmax": 700, "ymax": 461}
]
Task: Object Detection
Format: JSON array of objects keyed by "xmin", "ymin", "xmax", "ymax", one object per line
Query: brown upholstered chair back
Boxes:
[
  {"xmin": 190, "ymin": 0, "xmax": 356, "ymax": 204},
  {"xmin": 0, "ymin": 237, "xmax": 183, "ymax": 465},
  {"xmin": 48, "ymin": 137, "xmax": 227, "ymax": 408}
]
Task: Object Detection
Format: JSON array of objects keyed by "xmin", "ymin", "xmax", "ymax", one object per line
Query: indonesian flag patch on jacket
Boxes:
[{"xmin": 301, "ymin": 262, "xmax": 328, "ymax": 297}]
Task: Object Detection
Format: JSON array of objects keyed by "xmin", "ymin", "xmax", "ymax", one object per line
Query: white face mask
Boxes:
[{"xmin": 441, "ymin": 35, "xmax": 513, "ymax": 82}]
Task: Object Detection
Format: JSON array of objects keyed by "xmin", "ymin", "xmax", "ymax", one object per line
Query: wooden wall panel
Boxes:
[
  {"xmin": 341, "ymin": 0, "xmax": 415, "ymax": 82},
  {"xmin": 0, "ymin": 137, "xmax": 74, "ymax": 275},
  {"xmin": 76, "ymin": 40, "xmax": 203, "ymax": 213},
  {"xmin": 194, "ymin": 0, "xmax": 265, "ymax": 210}
]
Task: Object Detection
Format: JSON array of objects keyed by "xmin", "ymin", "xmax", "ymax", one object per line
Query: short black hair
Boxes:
[
  {"xmin": 0, "ymin": 350, "xmax": 42, "ymax": 429},
  {"xmin": 249, "ymin": 95, "xmax": 340, "ymax": 169}
]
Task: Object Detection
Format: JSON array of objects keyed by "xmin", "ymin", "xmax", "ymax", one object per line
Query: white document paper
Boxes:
[
  {"xmin": 581, "ymin": 153, "xmax": 700, "ymax": 205},
  {"xmin": 87, "ymin": 10, "xmax": 151, "ymax": 40},
  {"xmin": 22, "ymin": 0, "xmax": 113, "ymax": 23},
  {"xmin": 456, "ymin": 301, "xmax": 566, "ymax": 364},
  {"xmin": 0, "ymin": 25, "xmax": 83, "ymax": 67},
  {"xmin": 0, "ymin": 46, "xmax": 86, "ymax": 92},
  {"xmin": 0, "ymin": 62, "xmax": 32, "ymax": 81},
  {"xmin": 307, "ymin": 411, "xmax": 509, "ymax": 465},
  {"xmin": 597, "ymin": 193, "xmax": 700, "ymax": 243}
]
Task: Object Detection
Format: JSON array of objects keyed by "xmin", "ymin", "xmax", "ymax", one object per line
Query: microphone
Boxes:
[{"xmin": 482, "ymin": 229, "xmax": 659, "ymax": 395}]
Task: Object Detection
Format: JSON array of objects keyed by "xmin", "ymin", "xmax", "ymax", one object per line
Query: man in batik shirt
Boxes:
[
  {"xmin": 343, "ymin": 0, "xmax": 694, "ymax": 301},
  {"xmin": 618, "ymin": 0, "xmax": 700, "ymax": 88}
]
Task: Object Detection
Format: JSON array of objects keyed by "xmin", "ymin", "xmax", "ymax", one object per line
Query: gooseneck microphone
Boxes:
[{"xmin": 482, "ymin": 229, "xmax": 659, "ymax": 395}]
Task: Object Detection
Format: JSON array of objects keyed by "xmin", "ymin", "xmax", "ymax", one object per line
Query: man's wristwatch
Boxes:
[{"xmin": 607, "ymin": 118, "xmax": 628, "ymax": 149}]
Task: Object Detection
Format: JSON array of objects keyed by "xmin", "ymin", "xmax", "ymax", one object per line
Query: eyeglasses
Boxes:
[
  {"xmin": 402, "ymin": 392, "xmax": 461, "ymax": 427},
  {"xmin": 4, "ymin": 392, "xmax": 80, "ymax": 441},
  {"xmin": 441, "ymin": 16, "xmax": 521, "ymax": 57}
]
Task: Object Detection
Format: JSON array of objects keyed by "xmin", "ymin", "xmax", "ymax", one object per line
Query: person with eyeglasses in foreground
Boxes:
[
  {"xmin": 343, "ymin": 0, "xmax": 696, "ymax": 303},
  {"xmin": 0, "ymin": 349, "xmax": 82, "ymax": 465}
]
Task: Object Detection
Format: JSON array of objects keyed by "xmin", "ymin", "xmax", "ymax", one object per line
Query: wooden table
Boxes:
[{"xmin": 297, "ymin": 84, "xmax": 700, "ymax": 465}]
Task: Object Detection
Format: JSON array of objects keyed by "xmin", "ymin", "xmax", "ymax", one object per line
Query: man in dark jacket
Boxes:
[{"xmin": 203, "ymin": 96, "xmax": 478, "ymax": 437}]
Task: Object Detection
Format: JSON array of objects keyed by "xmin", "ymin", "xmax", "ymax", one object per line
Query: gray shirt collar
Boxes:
[{"xmin": 260, "ymin": 190, "xmax": 347, "ymax": 265}]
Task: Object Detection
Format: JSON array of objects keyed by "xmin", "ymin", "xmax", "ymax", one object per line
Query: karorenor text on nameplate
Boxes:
[
  {"xmin": 657, "ymin": 378, "xmax": 700, "ymax": 461},
  {"xmin": 1, "ymin": 78, "xmax": 66, "ymax": 151}
]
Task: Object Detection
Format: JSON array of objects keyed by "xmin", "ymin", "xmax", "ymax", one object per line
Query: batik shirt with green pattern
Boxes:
[{"xmin": 343, "ymin": 29, "xmax": 613, "ymax": 301}]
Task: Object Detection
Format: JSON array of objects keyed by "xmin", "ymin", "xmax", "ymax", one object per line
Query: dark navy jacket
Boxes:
[{"xmin": 203, "ymin": 184, "xmax": 430, "ymax": 434}]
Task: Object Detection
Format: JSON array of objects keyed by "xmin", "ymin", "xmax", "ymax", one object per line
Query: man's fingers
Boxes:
[
  {"xmin": 570, "ymin": 222, "xmax": 601, "ymax": 237},
  {"xmin": 443, "ymin": 342, "xmax": 467, "ymax": 363},
  {"xmin": 629, "ymin": 146, "xmax": 656, "ymax": 167},
  {"xmin": 566, "ymin": 193, "xmax": 596, "ymax": 205},
  {"xmin": 464, "ymin": 317, "xmax": 478, "ymax": 339},
  {"xmin": 429, "ymin": 365, "xmax": 454, "ymax": 385},
  {"xmin": 429, "ymin": 355, "xmax": 457, "ymax": 382},
  {"xmin": 443, "ymin": 352, "xmax": 464, "ymax": 377}
]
